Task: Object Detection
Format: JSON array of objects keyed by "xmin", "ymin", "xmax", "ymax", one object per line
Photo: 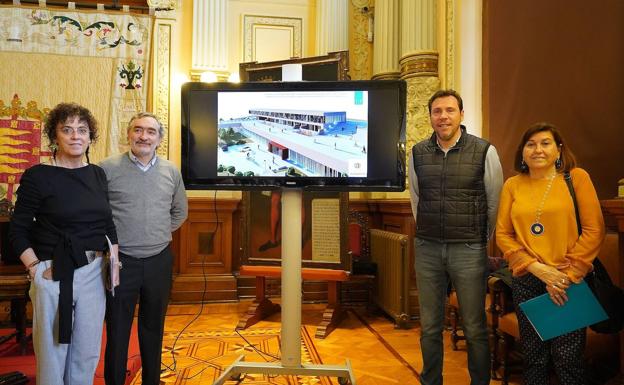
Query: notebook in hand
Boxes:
[
  {"xmin": 106, "ymin": 235, "xmax": 120, "ymax": 296},
  {"xmin": 518, "ymin": 280, "xmax": 608, "ymax": 341}
]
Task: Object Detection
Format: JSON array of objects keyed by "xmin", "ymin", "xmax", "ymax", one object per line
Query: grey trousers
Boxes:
[{"xmin": 29, "ymin": 258, "xmax": 106, "ymax": 385}]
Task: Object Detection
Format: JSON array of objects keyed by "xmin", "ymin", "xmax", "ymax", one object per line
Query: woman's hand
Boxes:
[
  {"xmin": 42, "ymin": 267, "xmax": 52, "ymax": 280},
  {"xmin": 21, "ymin": 248, "xmax": 41, "ymax": 281},
  {"xmin": 26, "ymin": 263, "xmax": 38, "ymax": 281},
  {"xmin": 546, "ymin": 283, "xmax": 568, "ymax": 306},
  {"xmin": 527, "ymin": 262, "xmax": 570, "ymax": 306}
]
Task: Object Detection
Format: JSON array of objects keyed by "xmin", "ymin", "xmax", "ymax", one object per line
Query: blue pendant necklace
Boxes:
[{"xmin": 530, "ymin": 172, "xmax": 557, "ymax": 236}]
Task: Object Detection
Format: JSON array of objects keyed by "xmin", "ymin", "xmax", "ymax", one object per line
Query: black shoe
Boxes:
[{"xmin": 258, "ymin": 240, "xmax": 279, "ymax": 252}]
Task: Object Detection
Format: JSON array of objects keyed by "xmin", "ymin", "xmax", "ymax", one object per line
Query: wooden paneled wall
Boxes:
[
  {"xmin": 170, "ymin": 197, "xmax": 417, "ymax": 308},
  {"xmin": 170, "ymin": 197, "xmax": 241, "ymax": 302}
]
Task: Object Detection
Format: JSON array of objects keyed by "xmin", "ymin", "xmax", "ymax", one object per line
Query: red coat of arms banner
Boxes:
[{"xmin": 0, "ymin": 94, "xmax": 51, "ymax": 202}]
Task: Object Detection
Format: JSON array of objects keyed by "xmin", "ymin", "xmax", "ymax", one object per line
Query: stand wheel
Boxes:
[{"xmin": 338, "ymin": 377, "xmax": 350, "ymax": 385}]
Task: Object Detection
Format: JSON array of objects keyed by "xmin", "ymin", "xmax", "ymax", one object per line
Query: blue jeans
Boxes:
[{"xmin": 414, "ymin": 237, "xmax": 490, "ymax": 385}]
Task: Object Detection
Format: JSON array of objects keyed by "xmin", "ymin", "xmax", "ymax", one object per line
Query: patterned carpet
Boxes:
[{"xmin": 130, "ymin": 326, "xmax": 337, "ymax": 385}]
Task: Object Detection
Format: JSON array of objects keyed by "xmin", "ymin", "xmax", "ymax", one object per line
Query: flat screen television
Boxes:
[{"xmin": 181, "ymin": 80, "xmax": 406, "ymax": 191}]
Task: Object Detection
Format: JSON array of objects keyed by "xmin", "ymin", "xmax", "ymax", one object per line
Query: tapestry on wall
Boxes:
[
  {"xmin": 0, "ymin": 6, "xmax": 153, "ymax": 202},
  {"xmin": 0, "ymin": 95, "xmax": 49, "ymax": 202}
]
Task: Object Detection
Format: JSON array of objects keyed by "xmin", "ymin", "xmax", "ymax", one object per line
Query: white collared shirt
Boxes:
[{"xmin": 128, "ymin": 152, "xmax": 158, "ymax": 172}]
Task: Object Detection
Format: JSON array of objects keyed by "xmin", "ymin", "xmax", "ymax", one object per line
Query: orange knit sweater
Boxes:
[{"xmin": 496, "ymin": 168, "xmax": 605, "ymax": 282}]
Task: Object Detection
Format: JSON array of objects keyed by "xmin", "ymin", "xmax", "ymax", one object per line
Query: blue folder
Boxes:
[{"xmin": 518, "ymin": 280, "xmax": 608, "ymax": 341}]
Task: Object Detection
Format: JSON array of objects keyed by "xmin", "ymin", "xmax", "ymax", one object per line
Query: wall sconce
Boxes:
[
  {"xmin": 199, "ymin": 71, "xmax": 218, "ymax": 83},
  {"xmin": 172, "ymin": 72, "xmax": 190, "ymax": 89}
]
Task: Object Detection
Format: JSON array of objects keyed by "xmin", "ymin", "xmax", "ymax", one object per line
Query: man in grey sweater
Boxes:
[{"xmin": 101, "ymin": 112, "xmax": 188, "ymax": 385}]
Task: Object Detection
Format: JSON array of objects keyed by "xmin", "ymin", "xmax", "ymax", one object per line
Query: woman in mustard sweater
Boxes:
[{"xmin": 496, "ymin": 122, "xmax": 605, "ymax": 385}]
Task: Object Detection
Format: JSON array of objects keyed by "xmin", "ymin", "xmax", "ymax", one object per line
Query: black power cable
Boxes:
[{"xmin": 160, "ymin": 190, "xmax": 219, "ymax": 380}]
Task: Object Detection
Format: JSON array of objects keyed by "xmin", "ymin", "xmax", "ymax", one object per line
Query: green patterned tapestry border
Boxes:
[{"xmin": 0, "ymin": 6, "xmax": 152, "ymax": 60}]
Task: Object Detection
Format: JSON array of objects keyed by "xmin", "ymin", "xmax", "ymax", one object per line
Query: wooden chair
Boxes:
[
  {"xmin": 447, "ymin": 288, "xmax": 496, "ymax": 352},
  {"xmin": 447, "ymin": 254, "xmax": 506, "ymax": 351},
  {"xmin": 0, "ymin": 264, "xmax": 30, "ymax": 354},
  {"xmin": 488, "ymin": 233, "xmax": 621, "ymax": 385},
  {"xmin": 448, "ymin": 290, "xmax": 466, "ymax": 350}
]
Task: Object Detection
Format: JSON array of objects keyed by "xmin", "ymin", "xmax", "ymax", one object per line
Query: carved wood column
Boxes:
[
  {"xmin": 190, "ymin": 0, "xmax": 229, "ymax": 81},
  {"xmin": 315, "ymin": 0, "xmax": 349, "ymax": 55},
  {"xmin": 400, "ymin": 0, "xmax": 440, "ymax": 147},
  {"xmin": 398, "ymin": 1, "xmax": 439, "ymax": 307},
  {"xmin": 371, "ymin": 0, "xmax": 400, "ymax": 80}
]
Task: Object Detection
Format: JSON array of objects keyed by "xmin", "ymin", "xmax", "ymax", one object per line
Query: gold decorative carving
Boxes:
[
  {"xmin": 445, "ymin": 0, "xmax": 455, "ymax": 89},
  {"xmin": 400, "ymin": 51, "xmax": 438, "ymax": 79},
  {"xmin": 147, "ymin": 0, "xmax": 179, "ymax": 9},
  {"xmin": 398, "ymin": 50, "xmax": 440, "ymax": 192},
  {"xmin": 351, "ymin": 0, "xmax": 371, "ymax": 8},
  {"xmin": 243, "ymin": 15, "xmax": 302, "ymax": 62},
  {"xmin": 371, "ymin": 71, "xmax": 400, "ymax": 80},
  {"xmin": 405, "ymin": 76, "xmax": 440, "ymax": 150},
  {"xmin": 189, "ymin": 69, "xmax": 230, "ymax": 82},
  {"xmin": 153, "ymin": 22, "xmax": 171, "ymax": 158},
  {"xmin": 349, "ymin": 2, "xmax": 372, "ymax": 80}
]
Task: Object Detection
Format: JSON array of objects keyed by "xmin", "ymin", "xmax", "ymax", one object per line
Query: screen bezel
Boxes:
[{"xmin": 181, "ymin": 80, "xmax": 406, "ymax": 191}]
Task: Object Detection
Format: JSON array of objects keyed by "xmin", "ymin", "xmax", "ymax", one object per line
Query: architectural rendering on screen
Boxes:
[{"xmin": 217, "ymin": 90, "xmax": 368, "ymax": 178}]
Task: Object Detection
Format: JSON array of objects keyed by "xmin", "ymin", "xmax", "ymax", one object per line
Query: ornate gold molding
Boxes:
[
  {"xmin": 147, "ymin": 0, "xmax": 179, "ymax": 10},
  {"xmin": 189, "ymin": 69, "xmax": 230, "ymax": 82},
  {"xmin": 371, "ymin": 71, "xmax": 400, "ymax": 80},
  {"xmin": 243, "ymin": 15, "xmax": 302, "ymax": 62},
  {"xmin": 405, "ymin": 76, "xmax": 440, "ymax": 149},
  {"xmin": 400, "ymin": 51, "xmax": 440, "ymax": 191},
  {"xmin": 400, "ymin": 51, "xmax": 438, "ymax": 79},
  {"xmin": 351, "ymin": 0, "xmax": 371, "ymax": 8},
  {"xmin": 402, "ymin": 75, "xmax": 440, "ymax": 196},
  {"xmin": 349, "ymin": 2, "xmax": 372, "ymax": 80},
  {"xmin": 152, "ymin": 21, "xmax": 171, "ymax": 159}
]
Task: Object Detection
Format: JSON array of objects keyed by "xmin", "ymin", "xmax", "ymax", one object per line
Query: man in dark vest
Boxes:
[{"xmin": 409, "ymin": 90, "xmax": 503, "ymax": 385}]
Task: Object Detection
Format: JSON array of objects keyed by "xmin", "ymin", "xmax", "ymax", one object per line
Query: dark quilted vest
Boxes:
[{"xmin": 412, "ymin": 128, "xmax": 490, "ymax": 243}]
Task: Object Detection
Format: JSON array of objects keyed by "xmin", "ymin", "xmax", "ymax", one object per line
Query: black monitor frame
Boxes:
[{"xmin": 181, "ymin": 80, "xmax": 406, "ymax": 191}]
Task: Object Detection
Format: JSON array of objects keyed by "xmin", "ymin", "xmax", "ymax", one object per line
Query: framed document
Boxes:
[{"xmin": 240, "ymin": 190, "xmax": 349, "ymax": 270}]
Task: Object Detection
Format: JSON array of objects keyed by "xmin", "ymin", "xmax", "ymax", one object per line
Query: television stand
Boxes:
[{"xmin": 212, "ymin": 188, "xmax": 356, "ymax": 385}]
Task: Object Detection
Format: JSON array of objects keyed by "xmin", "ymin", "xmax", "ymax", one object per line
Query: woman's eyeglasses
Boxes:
[{"xmin": 59, "ymin": 126, "xmax": 90, "ymax": 136}]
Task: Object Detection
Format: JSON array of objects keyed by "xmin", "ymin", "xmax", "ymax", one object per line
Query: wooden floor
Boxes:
[{"xmin": 147, "ymin": 301, "xmax": 522, "ymax": 385}]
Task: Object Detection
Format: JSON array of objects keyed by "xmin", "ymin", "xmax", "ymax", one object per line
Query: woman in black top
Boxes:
[{"xmin": 10, "ymin": 103, "xmax": 118, "ymax": 385}]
